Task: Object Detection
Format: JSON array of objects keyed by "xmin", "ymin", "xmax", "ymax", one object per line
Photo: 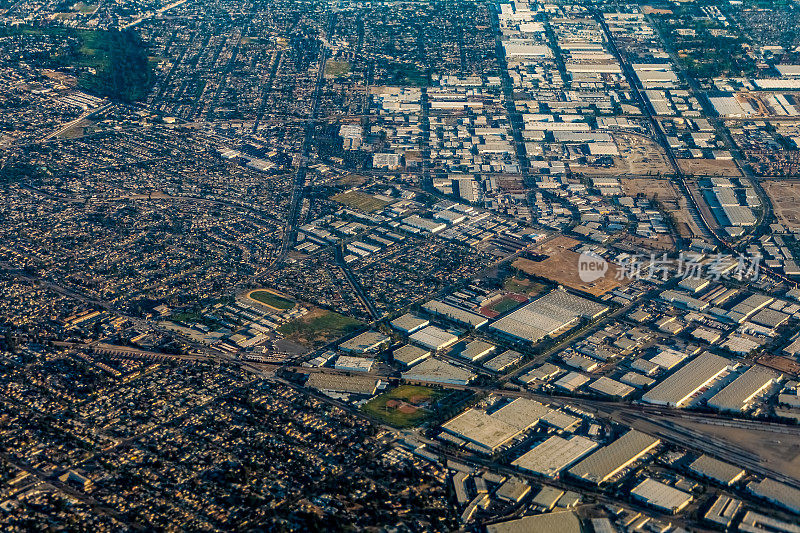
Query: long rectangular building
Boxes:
[
  {"xmin": 641, "ymin": 352, "xmax": 731, "ymax": 408},
  {"xmin": 707, "ymin": 365, "xmax": 780, "ymax": 413},
  {"xmin": 567, "ymin": 430, "xmax": 660, "ymax": 485},
  {"xmin": 422, "ymin": 300, "xmax": 489, "ymax": 329},
  {"xmin": 512, "ymin": 435, "xmax": 598, "ymax": 478},
  {"xmin": 490, "ymin": 289, "xmax": 608, "ymax": 344}
]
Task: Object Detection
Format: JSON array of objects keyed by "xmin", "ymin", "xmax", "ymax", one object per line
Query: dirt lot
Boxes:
[
  {"xmin": 671, "ymin": 417, "xmax": 800, "ymax": 481},
  {"xmin": 763, "ymin": 180, "xmax": 800, "ymax": 229},
  {"xmin": 511, "ymin": 235, "xmax": 628, "ymax": 296},
  {"xmin": 677, "ymin": 158, "xmax": 743, "ymax": 177},
  {"xmin": 571, "ymin": 133, "xmax": 672, "ymax": 177}
]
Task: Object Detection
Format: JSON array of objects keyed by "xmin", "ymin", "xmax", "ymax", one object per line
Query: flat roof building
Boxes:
[
  {"xmin": 707, "ymin": 365, "xmax": 781, "ymax": 413},
  {"xmin": 392, "ymin": 344, "xmax": 431, "ymax": 368},
  {"xmin": 641, "ymin": 352, "xmax": 731, "ymax": 407},
  {"xmin": 689, "ymin": 455, "xmax": 745, "ymax": 486},
  {"xmin": 589, "ymin": 376, "xmax": 635, "ymax": 398},
  {"xmin": 457, "ymin": 339, "xmax": 496, "ymax": 362},
  {"xmin": 390, "ymin": 313, "xmax": 429, "ymax": 334},
  {"xmin": 402, "ymin": 357, "xmax": 476, "ymax": 385},
  {"xmin": 440, "ymin": 409, "xmax": 523, "ymax": 454},
  {"xmin": 748, "ymin": 478, "xmax": 800, "ymax": 514},
  {"xmin": 568, "ymin": 430, "xmax": 660, "ymax": 485},
  {"xmin": 486, "ymin": 511, "xmax": 581, "ymax": 533},
  {"xmin": 490, "ymin": 289, "xmax": 608, "ymax": 344},
  {"xmin": 305, "ymin": 374, "xmax": 378, "ymax": 395},
  {"xmin": 338, "ymin": 330, "xmax": 390, "ymax": 353},
  {"xmin": 334, "ymin": 355, "xmax": 375, "ymax": 373},
  {"xmin": 422, "ymin": 299, "xmax": 489, "ymax": 329},
  {"xmin": 409, "ymin": 326, "xmax": 460, "ymax": 351},
  {"xmin": 631, "ymin": 478, "xmax": 692, "ymax": 514},
  {"xmin": 512, "ymin": 435, "xmax": 598, "ymax": 478},
  {"xmin": 483, "ymin": 349, "xmax": 523, "ymax": 373},
  {"xmin": 704, "ymin": 495, "xmax": 742, "ymax": 528}
]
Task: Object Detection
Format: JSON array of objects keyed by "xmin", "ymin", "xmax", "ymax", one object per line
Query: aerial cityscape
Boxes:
[{"xmin": 1, "ymin": 0, "xmax": 800, "ymax": 530}]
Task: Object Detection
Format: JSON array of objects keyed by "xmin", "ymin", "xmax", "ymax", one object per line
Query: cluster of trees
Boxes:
[
  {"xmin": 68, "ymin": 29, "xmax": 154, "ymax": 102},
  {"xmin": 0, "ymin": 25, "xmax": 153, "ymax": 102}
]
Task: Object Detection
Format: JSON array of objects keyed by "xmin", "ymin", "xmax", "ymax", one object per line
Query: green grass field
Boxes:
[
  {"xmin": 489, "ymin": 297, "xmax": 523, "ymax": 315},
  {"xmin": 249, "ymin": 290, "xmax": 295, "ymax": 310},
  {"xmin": 330, "ymin": 191, "xmax": 390, "ymax": 213},
  {"xmin": 278, "ymin": 310, "xmax": 362, "ymax": 347},
  {"xmin": 361, "ymin": 385, "xmax": 444, "ymax": 428}
]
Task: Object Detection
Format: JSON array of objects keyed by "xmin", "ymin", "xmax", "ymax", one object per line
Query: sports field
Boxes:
[
  {"xmin": 362, "ymin": 385, "xmax": 444, "ymax": 428},
  {"xmin": 247, "ymin": 289, "xmax": 295, "ymax": 310}
]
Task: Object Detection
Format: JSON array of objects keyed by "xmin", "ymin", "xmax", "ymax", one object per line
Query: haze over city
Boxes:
[{"xmin": 1, "ymin": 0, "xmax": 800, "ymax": 530}]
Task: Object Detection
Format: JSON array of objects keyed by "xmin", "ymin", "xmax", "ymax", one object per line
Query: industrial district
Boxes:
[{"xmin": 2, "ymin": 0, "xmax": 800, "ymax": 530}]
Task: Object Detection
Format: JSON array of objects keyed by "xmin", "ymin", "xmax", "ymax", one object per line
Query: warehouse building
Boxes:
[
  {"xmin": 440, "ymin": 409, "xmax": 524, "ymax": 454},
  {"xmin": 512, "ymin": 435, "xmax": 598, "ymax": 478},
  {"xmin": 568, "ymin": 430, "xmax": 660, "ymax": 485},
  {"xmin": 630, "ymin": 478, "xmax": 692, "ymax": 514},
  {"xmin": 490, "ymin": 289, "xmax": 608, "ymax": 344},
  {"xmin": 707, "ymin": 365, "xmax": 781, "ymax": 413},
  {"xmin": 440, "ymin": 398, "xmax": 548, "ymax": 455},
  {"xmin": 338, "ymin": 330, "xmax": 390, "ymax": 354},
  {"xmin": 390, "ymin": 313, "xmax": 429, "ymax": 334},
  {"xmin": 392, "ymin": 344, "xmax": 430, "ymax": 368},
  {"xmin": 490, "ymin": 398, "xmax": 551, "ymax": 431},
  {"xmin": 334, "ymin": 355, "xmax": 375, "ymax": 372},
  {"xmin": 588, "ymin": 376, "xmax": 635, "ymax": 399},
  {"xmin": 704, "ymin": 495, "xmax": 742, "ymax": 528},
  {"xmin": 747, "ymin": 478, "xmax": 800, "ymax": 514},
  {"xmin": 402, "ymin": 357, "xmax": 476, "ymax": 385},
  {"xmin": 486, "ymin": 511, "xmax": 582, "ymax": 533},
  {"xmin": 422, "ymin": 299, "xmax": 489, "ymax": 329},
  {"xmin": 409, "ymin": 326, "xmax": 460, "ymax": 351},
  {"xmin": 688, "ymin": 455, "xmax": 745, "ymax": 486},
  {"xmin": 483, "ymin": 349, "xmax": 524, "ymax": 373},
  {"xmin": 531, "ymin": 486, "xmax": 564, "ymax": 511},
  {"xmin": 495, "ymin": 477, "xmax": 531, "ymax": 503},
  {"xmin": 456, "ymin": 339, "xmax": 496, "ymax": 362},
  {"xmin": 305, "ymin": 374, "xmax": 378, "ymax": 396},
  {"xmin": 641, "ymin": 352, "xmax": 732, "ymax": 407}
]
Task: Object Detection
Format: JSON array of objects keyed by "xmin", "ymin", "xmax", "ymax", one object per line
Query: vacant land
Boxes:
[
  {"xmin": 330, "ymin": 190, "xmax": 390, "ymax": 212},
  {"xmin": 502, "ymin": 276, "xmax": 547, "ymax": 296},
  {"xmin": 362, "ymin": 385, "xmax": 444, "ymax": 428},
  {"xmin": 677, "ymin": 158, "xmax": 743, "ymax": 177},
  {"xmin": 512, "ymin": 236, "xmax": 627, "ymax": 296},
  {"xmin": 763, "ymin": 180, "xmax": 800, "ymax": 229},
  {"xmin": 247, "ymin": 289, "xmax": 295, "ymax": 310},
  {"xmin": 324, "ymin": 60, "xmax": 351, "ymax": 78},
  {"xmin": 278, "ymin": 308, "xmax": 362, "ymax": 348},
  {"xmin": 571, "ymin": 133, "xmax": 672, "ymax": 177}
]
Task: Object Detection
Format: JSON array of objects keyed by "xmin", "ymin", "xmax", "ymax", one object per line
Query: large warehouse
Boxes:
[
  {"xmin": 409, "ymin": 326, "xmax": 460, "ymax": 351},
  {"xmin": 631, "ymin": 478, "xmax": 692, "ymax": 514},
  {"xmin": 512, "ymin": 435, "xmax": 598, "ymax": 478},
  {"xmin": 640, "ymin": 352, "xmax": 732, "ymax": 408},
  {"xmin": 401, "ymin": 357, "xmax": 476, "ymax": 385},
  {"xmin": 440, "ymin": 398, "xmax": 550, "ymax": 454},
  {"xmin": 422, "ymin": 299, "xmax": 489, "ymax": 329},
  {"xmin": 489, "ymin": 289, "xmax": 608, "ymax": 344},
  {"xmin": 567, "ymin": 430, "xmax": 660, "ymax": 485},
  {"xmin": 706, "ymin": 365, "xmax": 781, "ymax": 413}
]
